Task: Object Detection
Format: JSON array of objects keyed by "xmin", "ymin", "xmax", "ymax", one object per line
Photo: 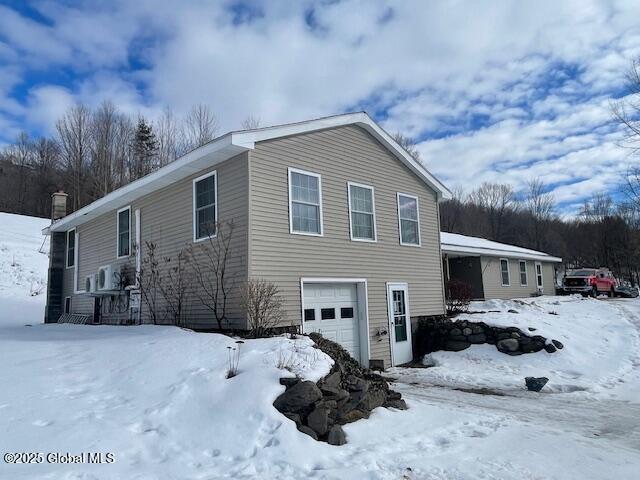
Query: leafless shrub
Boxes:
[
  {"xmin": 241, "ymin": 278, "xmax": 286, "ymax": 338},
  {"xmin": 445, "ymin": 279, "xmax": 473, "ymax": 315}
]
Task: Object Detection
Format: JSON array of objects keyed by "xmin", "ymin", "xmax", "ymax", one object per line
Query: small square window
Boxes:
[
  {"xmin": 304, "ymin": 308, "xmax": 315, "ymax": 321},
  {"xmin": 321, "ymin": 308, "xmax": 336, "ymax": 320},
  {"xmin": 340, "ymin": 307, "xmax": 354, "ymax": 319}
]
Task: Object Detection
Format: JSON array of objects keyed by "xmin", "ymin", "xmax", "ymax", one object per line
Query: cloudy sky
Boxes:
[{"xmin": 1, "ymin": 0, "xmax": 640, "ymax": 214}]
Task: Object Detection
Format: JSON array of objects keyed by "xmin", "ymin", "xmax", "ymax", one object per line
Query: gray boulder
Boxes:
[
  {"xmin": 280, "ymin": 377, "xmax": 300, "ymax": 388},
  {"xmin": 307, "ymin": 406, "xmax": 330, "ymax": 436},
  {"xmin": 273, "ymin": 381, "xmax": 322, "ymax": 413},
  {"xmin": 383, "ymin": 398, "xmax": 408, "ymax": 410},
  {"xmin": 327, "ymin": 425, "xmax": 347, "ymax": 446},
  {"xmin": 298, "ymin": 424, "xmax": 318, "ymax": 440},
  {"xmin": 552, "ymin": 339, "xmax": 564, "ymax": 350},
  {"xmin": 496, "ymin": 338, "xmax": 519, "ymax": 353},
  {"xmin": 544, "ymin": 343, "xmax": 557, "ymax": 353},
  {"xmin": 357, "ymin": 388, "xmax": 386, "ymax": 411},
  {"xmin": 444, "ymin": 340, "xmax": 471, "ymax": 351},
  {"xmin": 323, "ymin": 371, "xmax": 342, "ymax": 388},
  {"xmin": 525, "ymin": 376, "xmax": 549, "ymax": 392}
]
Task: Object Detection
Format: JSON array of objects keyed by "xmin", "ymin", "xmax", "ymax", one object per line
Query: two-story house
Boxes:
[{"xmin": 43, "ymin": 112, "xmax": 451, "ymax": 368}]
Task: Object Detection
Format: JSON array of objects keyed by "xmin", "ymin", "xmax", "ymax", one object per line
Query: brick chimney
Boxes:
[{"xmin": 51, "ymin": 191, "xmax": 68, "ymax": 221}]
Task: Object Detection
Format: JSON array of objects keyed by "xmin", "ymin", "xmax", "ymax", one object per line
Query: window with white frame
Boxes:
[
  {"xmin": 519, "ymin": 260, "xmax": 528, "ymax": 286},
  {"xmin": 66, "ymin": 229, "xmax": 75, "ymax": 268},
  {"xmin": 535, "ymin": 262, "xmax": 543, "ymax": 288},
  {"xmin": 500, "ymin": 258, "xmax": 510, "ymax": 286},
  {"xmin": 397, "ymin": 193, "xmax": 420, "ymax": 246},
  {"xmin": 117, "ymin": 206, "xmax": 131, "ymax": 258},
  {"xmin": 348, "ymin": 182, "xmax": 376, "ymax": 241},
  {"xmin": 289, "ymin": 168, "xmax": 322, "ymax": 235},
  {"xmin": 193, "ymin": 171, "xmax": 217, "ymax": 241}
]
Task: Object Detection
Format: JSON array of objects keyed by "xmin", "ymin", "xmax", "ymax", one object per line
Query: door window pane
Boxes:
[
  {"xmin": 340, "ymin": 307, "xmax": 354, "ymax": 319},
  {"xmin": 321, "ymin": 308, "xmax": 336, "ymax": 320},
  {"xmin": 392, "ymin": 290, "xmax": 408, "ymax": 342},
  {"xmin": 304, "ymin": 308, "xmax": 315, "ymax": 321}
]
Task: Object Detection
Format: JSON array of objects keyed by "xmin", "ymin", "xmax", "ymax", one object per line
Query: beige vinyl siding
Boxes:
[
  {"xmin": 61, "ymin": 153, "xmax": 249, "ymax": 327},
  {"xmin": 480, "ymin": 257, "xmax": 557, "ymax": 299},
  {"xmin": 248, "ymin": 125, "xmax": 445, "ymax": 365}
]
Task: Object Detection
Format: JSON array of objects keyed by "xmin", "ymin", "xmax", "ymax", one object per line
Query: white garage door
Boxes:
[{"xmin": 303, "ymin": 283, "xmax": 360, "ymax": 360}]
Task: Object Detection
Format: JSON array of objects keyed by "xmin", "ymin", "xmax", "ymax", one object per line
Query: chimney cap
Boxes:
[{"xmin": 52, "ymin": 190, "xmax": 68, "ymax": 197}]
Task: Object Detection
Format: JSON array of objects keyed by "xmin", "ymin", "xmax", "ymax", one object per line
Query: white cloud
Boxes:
[{"xmin": 0, "ymin": 0, "xmax": 639, "ymax": 213}]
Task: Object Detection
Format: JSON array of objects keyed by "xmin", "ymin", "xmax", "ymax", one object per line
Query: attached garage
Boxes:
[{"xmin": 301, "ymin": 279, "xmax": 371, "ymax": 365}]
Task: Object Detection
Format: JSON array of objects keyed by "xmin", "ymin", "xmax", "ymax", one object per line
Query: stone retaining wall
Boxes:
[
  {"xmin": 273, "ymin": 333, "xmax": 406, "ymax": 445},
  {"xmin": 415, "ymin": 316, "xmax": 564, "ymax": 357}
]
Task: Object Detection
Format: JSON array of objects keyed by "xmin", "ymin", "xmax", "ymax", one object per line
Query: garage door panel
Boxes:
[{"xmin": 304, "ymin": 283, "xmax": 360, "ymax": 360}]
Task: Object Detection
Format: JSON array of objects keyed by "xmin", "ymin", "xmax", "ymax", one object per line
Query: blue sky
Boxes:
[{"xmin": 1, "ymin": 0, "xmax": 640, "ymax": 214}]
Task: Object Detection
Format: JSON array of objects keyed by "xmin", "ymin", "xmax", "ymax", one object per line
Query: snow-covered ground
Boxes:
[
  {"xmin": 1, "ymin": 213, "xmax": 639, "ymax": 479},
  {"xmin": 411, "ymin": 296, "xmax": 640, "ymax": 401},
  {"xmin": 0, "ymin": 212, "xmax": 50, "ymax": 324}
]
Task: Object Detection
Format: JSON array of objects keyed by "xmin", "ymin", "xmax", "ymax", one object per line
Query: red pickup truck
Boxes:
[{"xmin": 562, "ymin": 268, "xmax": 618, "ymax": 297}]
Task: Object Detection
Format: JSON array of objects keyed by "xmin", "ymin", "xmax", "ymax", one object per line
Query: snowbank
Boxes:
[
  {"xmin": 0, "ymin": 212, "xmax": 50, "ymax": 324},
  {"xmin": 418, "ymin": 296, "xmax": 640, "ymax": 400}
]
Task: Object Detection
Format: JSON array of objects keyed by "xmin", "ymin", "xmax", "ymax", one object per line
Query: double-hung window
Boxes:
[
  {"xmin": 348, "ymin": 182, "xmax": 376, "ymax": 241},
  {"xmin": 289, "ymin": 168, "xmax": 323, "ymax": 236},
  {"xmin": 500, "ymin": 258, "xmax": 510, "ymax": 286},
  {"xmin": 117, "ymin": 206, "xmax": 131, "ymax": 258},
  {"xmin": 397, "ymin": 193, "xmax": 421, "ymax": 246},
  {"xmin": 66, "ymin": 229, "xmax": 75, "ymax": 268},
  {"xmin": 519, "ymin": 260, "xmax": 528, "ymax": 286},
  {"xmin": 535, "ymin": 262, "xmax": 544, "ymax": 289},
  {"xmin": 193, "ymin": 171, "xmax": 217, "ymax": 241}
]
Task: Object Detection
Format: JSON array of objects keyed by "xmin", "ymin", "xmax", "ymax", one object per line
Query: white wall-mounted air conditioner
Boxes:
[
  {"xmin": 97, "ymin": 264, "xmax": 117, "ymax": 291},
  {"xmin": 85, "ymin": 274, "xmax": 97, "ymax": 293}
]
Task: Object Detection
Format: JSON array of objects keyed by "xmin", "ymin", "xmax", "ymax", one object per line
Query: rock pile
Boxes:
[
  {"xmin": 415, "ymin": 317, "xmax": 564, "ymax": 356},
  {"xmin": 273, "ymin": 332, "xmax": 407, "ymax": 445}
]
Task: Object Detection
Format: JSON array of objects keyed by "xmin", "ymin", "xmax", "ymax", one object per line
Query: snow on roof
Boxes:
[
  {"xmin": 441, "ymin": 232, "xmax": 562, "ymax": 263},
  {"xmin": 44, "ymin": 112, "xmax": 451, "ymax": 234}
]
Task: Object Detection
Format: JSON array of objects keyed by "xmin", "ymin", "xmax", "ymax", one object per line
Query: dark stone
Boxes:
[
  {"xmin": 383, "ymin": 398, "xmax": 408, "ymax": 410},
  {"xmin": 520, "ymin": 341, "xmax": 544, "ymax": 353},
  {"xmin": 467, "ymin": 333, "xmax": 487, "ymax": 344},
  {"xmin": 298, "ymin": 424, "xmax": 318, "ymax": 440},
  {"xmin": 497, "ymin": 332, "xmax": 512, "ymax": 340},
  {"xmin": 337, "ymin": 409, "xmax": 369, "ymax": 424},
  {"xmin": 387, "ymin": 390, "xmax": 402, "ymax": 401},
  {"xmin": 357, "ymin": 388, "xmax": 386, "ymax": 411},
  {"xmin": 327, "ymin": 425, "xmax": 347, "ymax": 446},
  {"xmin": 552, "ymin": 340, "xmax": 564, "ymax": 349},
  {"xmin": 450, "ymin": 328, "xmax": 462, "ymax": 336},
  {"xmin": 323, "ymin": 371, "xmax": 341, "ymax": 388},
  {"xmin": 525, "ymin": 376, "xmax": 549, "ymax": 392},
  {"xmin": 273, "ymin": 381, "xmax": 322, "ymax": 413},
  {"xmin": 320, "ymin": 385, "xmax": 350, "ymax": 402},
  {"xmin": 544, "ymin": 343, "xmax": 557, "ymax": 353},
  {"xmin": 280, "ymin": 377, "xmax": 300, "ymax": 388},
  {"xmin": 510, "ymin": 332, "xmax": 521, "ymax": 339},
  {"xmin": 307, "ymin": 406, "xmax": 331, "ymax": 436},
  {"xmin": 444, "ymin": 340, "xmax": 471, "ymax": 351},
  {"xmin": 472, "ymin": 325, "xmax": 484, "ymax": 334},
  {"xmin": 345, "ymin": 375, "xmax": 369, "ymax": 392},
  {"xmin": 528, "ymin": 327, "xmax": 537, "ymax": 331},
  {"xmin": 508, "ymin": 309, "xmax": 519, "ymax": 314},
  {"xmin": 496, "ymin": 338, "xmax": 519, "ymax": 353},
  {"xmin": 284, "ymin": 412, "xmax": 301, "ymax": 426},
  {"xmin": 462, "ymin": 327, "xmax": 473, "ymax": 336}
]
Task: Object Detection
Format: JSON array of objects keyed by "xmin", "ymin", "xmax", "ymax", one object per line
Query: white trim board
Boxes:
[{"xmin": 44, "ymin": 112, "xmax": 451, "ymax": 235}]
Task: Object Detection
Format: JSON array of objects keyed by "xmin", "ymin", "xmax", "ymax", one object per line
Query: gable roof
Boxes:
[
  {"xmin": 441, "ymin": 232, "xmax": 562, "ymax": 263},
  {"xmin": 44, "ymin": 112, "xmax": 451, "ymax": 234}
]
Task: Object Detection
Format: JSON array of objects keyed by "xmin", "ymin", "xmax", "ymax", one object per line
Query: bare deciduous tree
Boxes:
[
  {"xmin": 241, "ymin": 115, "xmax": 261, "ymax": 130},
  {"xmin": 241, "ymin": 278, "xmax": 286, "ymax": 338},
  {"xmin": 157, "ymin": 249, "xmax": 192, "ymax": 326},
  {"xmin": 524, "ymin": 179, "xmax": 555, "ymax": 250},
  {"xmin": 392, "ymin": 132, "xmax": 420, "ymax": 161},
  {"xmin": 56, "ymin": 103, "xmax": 92, "ymax": 210},
  {"xmin": 187, "ymin": 220, "xmax": 236, "ymax": 330},
  {"xmin": 156, "ymin": 107, "xmax": 181, "ymax": 166},
  {"xmin": 468, "ymin": 182, "xmax": 517, "ymax": 241},
  {"xmin": 182, "ymin": 104, "xmax": 218, "ymax": 151},
  {"xmin": 139, "ymin": 241, "xmax": 161, "ymax": 325}
]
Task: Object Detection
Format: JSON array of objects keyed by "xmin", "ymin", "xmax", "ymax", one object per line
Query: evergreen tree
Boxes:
[{"xmin": 130, "ymin": 117, "xmax": 158, "ymax": 180}]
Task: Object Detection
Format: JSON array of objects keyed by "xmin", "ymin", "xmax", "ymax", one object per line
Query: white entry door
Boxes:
[
  {"xmin": 387, "ymin": 282, "xmax": 413, "ymax": 366},
  {"xmin": 303, "ymin": 283, "xmax": 360, "ymax": 360}
]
